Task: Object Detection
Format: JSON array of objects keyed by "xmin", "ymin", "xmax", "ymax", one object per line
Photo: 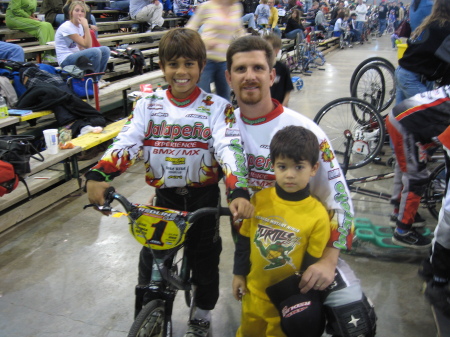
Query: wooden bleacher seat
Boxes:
[{"xmin": 71, "ymin": 118, "xmax": 127, "ymax": 151}]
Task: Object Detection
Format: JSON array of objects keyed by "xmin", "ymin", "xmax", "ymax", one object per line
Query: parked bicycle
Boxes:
[{"xmin": 84, "ymin": 187, "xmax": 231, "ymax": 337}]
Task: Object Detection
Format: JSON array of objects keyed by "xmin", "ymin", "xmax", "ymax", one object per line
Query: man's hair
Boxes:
[
  {"xmin": 263, "ymin": 34, "xmax": 282, "ymax": 51},
  {"xmin": 270, "ymin": 126, "xmax": 319, "ymax": 166},
  {"xmin": 68, "ymin": 1, "xmax": 89, "ymax": 17},
  {"xmin": 226, "ymin": 36, "xmax": 274, "ymax": 72},
  {"xmin": 158, "ymin": 28, "xmax": 206, "ymax": 72}
]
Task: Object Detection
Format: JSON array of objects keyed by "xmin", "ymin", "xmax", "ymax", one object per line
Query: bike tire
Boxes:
[
  {"xmin": 351, "ymin": 64, "xmax": 386, "ymax": 113},
  {"xmin": 424, "ymin": 162, "xmax": 446, "ymax": 220},
  {"xmin": 128, "ymin": 299, "xmax": 172, "ymax": 337},
  {"xmin": 349, "ymin": 57, "xmax": 395, "ymax": 91},
  {"xmin": 314, "ymin": 97, "xmax": 385, "ymax": 170},
  {"xmin": 313, "ymin": 50, "xmax": 326, "ymax": 66}
]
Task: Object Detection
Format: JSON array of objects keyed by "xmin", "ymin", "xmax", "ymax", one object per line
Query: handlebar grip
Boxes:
[
  {"xmin": 104, "ymin": 186, "xmax": 116, "ymax": 204},
  {"xmin": 219, "ymin": 207, "xmax": 232, "ymax": 217}
]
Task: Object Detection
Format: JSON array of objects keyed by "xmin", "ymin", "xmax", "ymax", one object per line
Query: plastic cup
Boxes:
[
  {"xmin": 43, "ymin": 129, "xmax": 59, "ymax": 154},
  {"xmin": 37, "ymin": 14, "xmax": 45, "ymax": 21}
]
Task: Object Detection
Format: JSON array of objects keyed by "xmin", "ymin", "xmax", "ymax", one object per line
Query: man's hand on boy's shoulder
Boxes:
[{"xmin": 229, "ymin": 197, "xmax": 254, "ymax": 222}]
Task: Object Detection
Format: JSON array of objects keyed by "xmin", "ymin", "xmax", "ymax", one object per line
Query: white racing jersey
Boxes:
[
  {"xmin": 236, "ymin": 101, "xmax": 354, "ymax": 249},
  {"xmin": 90, "ymin": 87, "xmax": 248, "ymax": 197}
]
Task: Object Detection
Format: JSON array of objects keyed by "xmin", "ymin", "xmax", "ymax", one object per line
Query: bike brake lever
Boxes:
[{"xmin": 83, "ymin": 203, "xmax": 114, "ymax": 212}]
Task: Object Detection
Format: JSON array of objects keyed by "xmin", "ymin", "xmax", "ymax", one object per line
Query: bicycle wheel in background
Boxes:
[
  {"xmin": 128, "ymin": 299, "xmax": 171, "ymax": 337},
  {"xmin": 424, "ymin": 162, "xmax": 446, "ymax": 220},
  {"xmin": 314, "ymin": 97, "xmax": 385, "ymax": 171},
  {"xmin": 350, "ymin": 57, "xmax": 395, "ymax": 90},
  {"xmin": 351, "ymin": 62, "xmax": 395, "ymax": 115},
  {"xmin": 351, "ymin": 64, "xmax": 386, "ymax": 112}
]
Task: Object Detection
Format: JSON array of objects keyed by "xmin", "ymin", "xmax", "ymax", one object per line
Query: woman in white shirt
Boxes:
[
  {"xmin": 55, "ymin": 1, "xmax": 110, "ymax": 84},
  {"xmin": 333, "ymin": 10, "xmax": 346, "ymax": 36}
]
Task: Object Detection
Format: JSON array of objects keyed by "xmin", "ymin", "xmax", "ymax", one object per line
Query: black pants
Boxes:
[{"xmin": 138, "ymin": 184, "xmax": 222, "ymax": 310}]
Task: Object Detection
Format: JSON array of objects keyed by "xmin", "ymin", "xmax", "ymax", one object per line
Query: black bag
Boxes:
[
  {"xmin": 395, "ymin": 20, "xmax": 411, "ymax": 38},
  {"xmin": 0, "ymin": 135, "xmax": 44, "ymax": 176},
  {"xmin": 266, "ymin": 273, "xmax": 326, "ymax": 337}
]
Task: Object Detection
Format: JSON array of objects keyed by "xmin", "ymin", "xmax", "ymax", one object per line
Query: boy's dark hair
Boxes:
[
  {"xmin": 158, "ymin": 28, "xmax": 206, "ymax": 72},
  {"xmin": 263, "ymin": 34, "xmax": 282, "ymax": 51},
  {"xmin": 270, "ymin": 126, "xmax": 319, "ymax": 165},
  {"xmin": 226, "ymin": 36, "xmax": 274, "ymax": 72}
]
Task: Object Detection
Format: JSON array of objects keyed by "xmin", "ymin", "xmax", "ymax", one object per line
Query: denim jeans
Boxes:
[
  {"xmin": 0, "ymin": 41, "xmax": 24, "ymax": 62},
  {"xmin": 110, "ymin": 0, "xmax": 130, "ymax": 11},
  {"xmin": 60, "ymin": 46, "xmax": 111, "ymax": 80},
  {"xmin": 378, "ymin": 19, "xmax": 386, "ymax": 35},
  {"xmin": 242, "ymin": 13, "xmax": 256, "ymax": 29},
  {"xmin": 395, "ymin": 66, "xmax": 434, "ymax": 104},
  {"xmin": 198, "ymin": 60, "xmax": 230, "ymax": 101},
  {"xmin": 286, "ymin": 29, "xmax": 304, "ymax": 41}
]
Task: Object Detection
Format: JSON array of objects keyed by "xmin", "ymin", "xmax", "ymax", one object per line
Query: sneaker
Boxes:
[
  {"xmin": 424, "ymin": 281, "xmax": 450, "ymax": 318},
  {"xmin": 389, "ymin": 212, "xmax": 426, "ymax": 228},
  {"xmin": 131, "ymin": 26, "xmax": 139, "ymax": 32},
  {"xmin": 184, "ymin": 319, "xmax": 210, "ymax": 337},
  {"xmin": 392, "ymin": 228, "xmax": 432, "ymax": 249},
  {"xmin": 119, "ymin": 14, "xmax": 131, "ymax": 21},
  {"xmin": 418, "ymin": 258, "xmax": 433, "ymax": 282},
  {"xmin": 348, "ymin": 44, "xmax": 353, "ymax": 48},
  {"xmin": 98, "ymin": 79, "xmax": 110, "ymax": 89},
  {"xmin": 42, "ymin": 55, "xmax": 57, "ymax": 63},
  {"xmin": 152, "ymin": 25, "xmax": 166, "ymax": 32}
]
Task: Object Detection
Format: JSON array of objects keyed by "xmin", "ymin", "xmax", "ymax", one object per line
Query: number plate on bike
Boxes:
[{"xmin": 130, "ymin": 205, "xmax": 190, "ymax": 250}]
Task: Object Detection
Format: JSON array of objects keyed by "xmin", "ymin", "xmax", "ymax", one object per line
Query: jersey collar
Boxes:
[
  {"xmin": 166, "ymin": 86, "xmax": 201, "ymax": 108},
  {"xmin": 240, "ymin": 99, "xmax": 283, "ymax": 125}
]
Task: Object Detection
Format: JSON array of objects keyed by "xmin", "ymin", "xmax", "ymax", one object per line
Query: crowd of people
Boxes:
[{"xmin": 1, "ymin": 0, "xmax": 449, "ymax": 336}]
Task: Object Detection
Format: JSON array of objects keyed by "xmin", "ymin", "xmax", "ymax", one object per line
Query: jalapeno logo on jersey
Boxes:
[
  {"xmin": 145, "ymin": 120, "xmax": 212, "ymax": 141},
  {"xmin": 319, "ymin": 139, "xmax": 335, "ymax": 168}
]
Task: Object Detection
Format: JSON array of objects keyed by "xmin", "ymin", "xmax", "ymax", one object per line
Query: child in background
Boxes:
[
  {"xmin": 255, "ymin": 0, "xmax": 270, "ymax": 27},
  {"xmin": 232, "ymin": 125, "xmax": 330, "ymax": 337},
  {"xmin": 263, "ymin": 34, "xmax": 294, "ymax": 107}
]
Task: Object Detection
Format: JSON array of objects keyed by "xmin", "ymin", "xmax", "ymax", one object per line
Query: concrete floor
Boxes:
[{"xmin": 0, "ymin": 35, "xmax": 438, "ymax": 337}]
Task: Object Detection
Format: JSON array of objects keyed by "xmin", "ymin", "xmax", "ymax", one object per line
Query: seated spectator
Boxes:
[
  {"xmin": 63, "ymin": 0, "xmax": 98, "ymax": 35},
  {"xmin": 162, "ymin": 0, "xmax": 174, "ymax": 16},
  {"xmin": 332, "ymin": 10, "xmax": 345, "ymax": 36},
  {"xmin": 55, "ymin": 1, "xmax": 110, "ymax": 87},
  {"xmin": 285, "ymin": 8, "xmax": 305, "ymax": 41},
  {"xmin": 305, "ymin": 0, "xmax": 319, "ymax": 24},
  {"xmin": 0, "ymin": 42, "xmax": 25, "ymax": 62},
  {"xmin": 5, "ymin": 0, "xmax": 56, "ymax": 62},
  {"xmin": 268, "ymin": 0, "xmax": 281, "ymax": 37},
  {"xmin": 255, "ymin": 0, "xmax": 270, "ymax": 27},
  {"xmin": 107, "ymin": 0, "xmax": 131, "ymax": 11},
  {"xmin": 314, "ymin": 3, "xmax": 328, "ymax": 31},
  {"xmin": 40, "ymin": 0, "xmax": 66, "ymax": 27},
  {"xmin": 347, "ymin": 12, "xmax": 361, "ymax": 43},
  {"xmin": 130, "ymin": 0, "xmax": 165, "ymax": 32},
  {"xmin": 240, "ymin": 0, "xmax": 257, "ymax": 31}
]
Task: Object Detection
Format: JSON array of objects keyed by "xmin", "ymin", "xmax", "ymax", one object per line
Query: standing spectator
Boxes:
[
  {"xmin": 55, "ymin": 1, "xmax": 110, "ymax": 86},
  {"xmin": 186, "ymin": 0, "xmax": 245, "ymax": 100},
  {"xmin": 347, "ymin": 12, "xmax": 360, "ymax": 44},
  {"xmin": 267, "ymin": 0, "xmax": 281, "ymax": 36},
  {"xmin": 0, "ymin": 41, "xmax": 25, "ymax": 62},
  {"xmin": 5, "ymin": 0, "xmax": 56, "ymax": 63},
  {"xmin": 263, "ymin": 34, "xmax": 294, "ymax": 106},
  {"xmin": 398, "ymin": 1, "xmax": 405, "ymax": 21},
  {"xmin": 255, "ymin": 0, "xmax": 270, "ymax": 26},
  {"xmin": 130, "ymin": 0, "xmax": 165, "ymax": 32},
  {"xmin": 354, "ymin": 0, "xmax": 366, "ymax": 42},
  {"xmin": 409, "ymin": 0, "xmax": 433, "ymax": 32},
  {"xmin": 389, "ymin": 0, "xmax": 450, "ymax": 248},
  {"xmin": 40, "ymin": 0, "xmax": 66, "ymax": 27},
  {"xmin": 377, "ymin": 0, "xmax": 388, "ymax": 36},
  {"xmin": 284, "ymin": 8, "xmax": 305, "ymax": 41}
]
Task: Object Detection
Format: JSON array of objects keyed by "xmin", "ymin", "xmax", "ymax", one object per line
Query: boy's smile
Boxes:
[{"xmin": 161, "ymin": 57, "xmax": 202, "ymax": 99}]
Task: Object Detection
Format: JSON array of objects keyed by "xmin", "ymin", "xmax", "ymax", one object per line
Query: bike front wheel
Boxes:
[
  {"xmin": 128, "ymin": 299, "xmax": 172, "ymax": 337},
  {"xmin": 314, "ymin": 97, "xmax": 385, "ymax": 170},
  {"xmin": 424, "ymin": 162, "xmax": 446, "ymax": 220}
]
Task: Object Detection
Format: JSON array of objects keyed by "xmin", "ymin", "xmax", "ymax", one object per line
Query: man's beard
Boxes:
[{"xmin": 238, "ymin": 83, "xmax": 262, "ymax": 105}]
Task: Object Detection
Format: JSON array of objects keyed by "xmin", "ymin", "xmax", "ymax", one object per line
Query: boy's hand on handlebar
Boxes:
[
  {"xmin": 86, "ymin": 180, "xmax": 112, "ymax": 215},
  {"xmin": 229, "ymin": 197, "xmax": 254, "ymax": 222}
]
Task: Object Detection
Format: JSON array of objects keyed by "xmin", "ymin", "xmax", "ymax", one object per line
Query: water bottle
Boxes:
[{"xmin": 0, "ymin": 95, "xmax": 8, "ymax": 118}]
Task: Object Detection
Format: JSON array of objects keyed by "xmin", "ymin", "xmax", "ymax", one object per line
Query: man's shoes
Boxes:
[
  {"xmin": 152, "ymin": 25, "xmax": 166, "ymax": 32},
  {"xmin": 119, "ymin": 14, "xmax": 131, "ymax": 21},
  {"xmin": 392, "ymin": 228, "xmax": 432, "ymax": 249},
  {"xmin": 389, "ymin": 212, "xmax": 426, "ymax": 228},
  {"xmin": 184, "ymin": 319, "xmax": 210, "ymax": 337},
  {"xmin": 424, "ymin": 281, "xmax": 450, "ymax": 318},
  {"xmin": 42, "ymin": 55, "xmax": 57, "ymax": 63},
  {"xmin": 348, "ymin": 44, "xmax": 353, "ymax": 48}
]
